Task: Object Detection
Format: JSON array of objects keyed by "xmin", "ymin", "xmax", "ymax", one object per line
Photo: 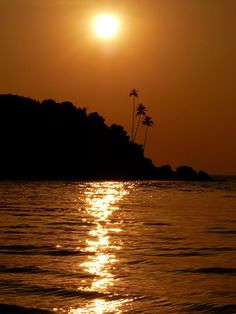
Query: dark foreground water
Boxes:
[{"xmin": 0, "ymin": 177, "xmax": 235, "ymax": 314}]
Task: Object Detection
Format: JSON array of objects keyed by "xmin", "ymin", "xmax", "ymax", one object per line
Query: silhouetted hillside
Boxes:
[{"xmin": 0, "ymin": 94, "xmax": 212, "ymax": 180}]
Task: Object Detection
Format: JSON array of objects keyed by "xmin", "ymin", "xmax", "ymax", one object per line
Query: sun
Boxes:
[{"xmin": 93, "ymin": 13, "xmax": 120, "ymax": 39}]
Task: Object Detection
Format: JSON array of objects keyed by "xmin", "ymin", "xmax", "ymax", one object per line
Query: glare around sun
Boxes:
[{"xmin": 93, "ymin": 14, "xmax": 120, "ymax": 39}]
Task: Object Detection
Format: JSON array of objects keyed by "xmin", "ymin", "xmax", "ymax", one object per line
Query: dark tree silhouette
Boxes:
[
  {"xmin": 134, "ymin": 103, "xmax": 146, "ymax": 142},
  {"xmin": 129, "ymin": 89, "xmax": 138, "ymax": 141},
  {"xmin": 142, "ymin": 115, "xmax": 154, "ymax": 151},
  {"xmin": 0, "ymin": 94, "xmax": 154, "ymax": 180},
  {"xmin": 0, "ymin": 94, "xmax": 212, "ymax": 181}
]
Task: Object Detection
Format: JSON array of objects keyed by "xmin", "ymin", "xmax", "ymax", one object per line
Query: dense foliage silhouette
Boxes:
[{"xmin": 0, "ymin": 94, "xmax": 211, "ymax": 180}]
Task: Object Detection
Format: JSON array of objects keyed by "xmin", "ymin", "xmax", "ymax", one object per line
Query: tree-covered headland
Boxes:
[{"xmin": 0, "ymin": 94, "xmax": 212, "ymax": 180}]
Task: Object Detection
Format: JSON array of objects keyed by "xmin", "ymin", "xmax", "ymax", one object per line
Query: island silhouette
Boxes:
[{"xmin": 0, "ymin": 94, "xmax": 212, "ymax": 181}]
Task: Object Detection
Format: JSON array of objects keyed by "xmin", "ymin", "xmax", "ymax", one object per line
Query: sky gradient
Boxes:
[{"xmin": 1, "ymin": 0, "xmax": 235, "ymax": 174}]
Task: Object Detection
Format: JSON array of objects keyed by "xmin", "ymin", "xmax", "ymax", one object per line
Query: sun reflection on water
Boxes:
[
  {"xmin": 72, "ymin": 182, "xmax": 129, "ymax": 313},
  {"xmin": 68, "ymin": 298, "xmax": 129, "ymax": 314}
]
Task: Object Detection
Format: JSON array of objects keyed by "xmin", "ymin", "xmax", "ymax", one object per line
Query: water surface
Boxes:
[{"xmin": 0, "ymin": 178, "xmax": 235, "ymax": 313}]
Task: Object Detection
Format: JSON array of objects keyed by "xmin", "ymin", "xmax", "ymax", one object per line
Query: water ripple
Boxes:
[
  {"xmin": 184, "ymin": 302, "xmax": 236, "ymax": 314},
  {"xmin": 0, "ymin": 245, "xmax": 89, "ymax": 256},
  {"xmin": 176, "ymin": 267, "xmax": 236, "ymax": 276},
  {"xmin": 0, "ymin": 303, "xmax": 53, "ymax": 314}
]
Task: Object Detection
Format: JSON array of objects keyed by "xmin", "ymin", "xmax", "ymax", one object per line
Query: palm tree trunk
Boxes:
[
  {"xmin": 131, "ymin": 97, "xmax": 135, "ymax": 141},
  {"xmin": 134, "ymin": 115, "xmax": 141, "ymax": 142},
  {"xmin": 143, "ymin": 126, "xmax": 148, "ymax": 151}
]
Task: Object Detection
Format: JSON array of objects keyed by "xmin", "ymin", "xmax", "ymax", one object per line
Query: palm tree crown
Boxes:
[
  {"xmin": 129, "ymin": 88, "xmax": 139, "ymax": 141},
  {"xmin": 133, "ymin": 104, "xmax": 146, "ymax": 142},
  {"xmin": 129, "ymin": 89, "xmax": 138, "ymax": 97},
  {"xmin": 142, "ymin": 115, "xmax": 153, "ymax": 127},
  {"xmin": 142, "ymin": 115, "xmax": 154, "ymax": 151},
  {"xmin": 136, "ymin": 103, "xmax": 146, "ymax": 117}
]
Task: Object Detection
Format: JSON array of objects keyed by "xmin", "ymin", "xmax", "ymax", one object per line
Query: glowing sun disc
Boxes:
[{"xmin": 94, "ymin": 14, "xmax": 120, "ymax": 39}]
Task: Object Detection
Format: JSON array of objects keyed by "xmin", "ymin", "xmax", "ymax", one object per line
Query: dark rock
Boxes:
[
  {"xmin": 198, "ymin": 170, "xmax": 213, "ymax": 181},
  {"xmin": 176, "ymin": 166, "xmax": 198, "ymax": 180},
  {"xmin": 155, "ymin": 165, "xmax": 176, "ymax": 179},
  {"xmin": 176, "ymin": 166, "xmax": 212, "ymax": 181}
]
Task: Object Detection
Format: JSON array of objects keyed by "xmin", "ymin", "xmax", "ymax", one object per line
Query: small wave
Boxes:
[
  {"xmin": 127, "ymin": 259, "xmax": 146, "ymax": 265},
  {"xmin": 155, "ymin": 246, "xmax": 234, "ymax": 253},
  {"xmin": 48, "ymin": 221, "xmax": 95, "ymax": 227},
  {"xmin": 136, "ymin": 246, "xmax": 232, "ymax": 257},
  {"xmin": 0, "ymin": 244, "xmax": 44, "ymax": 250},
  {"xmin": 8, "ymin": 224, "xmax": 34, "ymax": 229},
  {"xmin": 0, "ymin": 303, "xmax": 53, "ymax": 314},
  {"xmin": 143, "ymin": 222, "xmax": 171, "ymax": 226},
  {"xmin": 208, "ymin": 229, "xmax": 236, "ymax": 235},
  {"xmin": 184, "ymin": 302, "xmax": 236, "ymax": 314},
  {"xmin": 156, "ymin": 252, "xmax": 211, "ymax": 257},
  {"xmin": 208, "ymin": 290, "xmax": 236, "ymax": 298},
  {"xmin": 176, "ymin": 267, "xmax": 236, "ymax": 276},
  {"xmin": 0, "ymin": 280, "xmax": 110, "ymax": 299},
  {"xmin": 11, "ymin": 214, "xmax": 31, "ymax": 217},
  {"xmin": 4, "ymin": 230, "xmax": 26, "ymax": 234},
  {"xmin": 160, "ymin": 236, "xmax": 186, "ymax": 242},
  {"xmin": 46, "ymin": 249, "xmax": 87, "ymax": 256},
  {"xmin": 0, "ymin": 265, "xmax": 46, "ymax": 274},
  {"xmin": 0, "ymin": 245, "xmax": 88, "ymax": 256},
  {"xmin": 0, "ymin": 224, "xmax": 33, "ymax": 229},
  {"xmin": 0, "ymin": 264, "xmax": 96, "ymax": 279},
  {"xmin": 152, "ymin": 246, "xmax": 217, "ymax": 257},
  {"xmin": 194, "ymin": 247, "xmax": 235, "ymax": 252}
]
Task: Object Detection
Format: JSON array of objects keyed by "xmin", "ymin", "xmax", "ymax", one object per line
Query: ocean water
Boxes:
[{"xmin": 0, "ymin": 177, "xmax": 235, "ymax": 314}]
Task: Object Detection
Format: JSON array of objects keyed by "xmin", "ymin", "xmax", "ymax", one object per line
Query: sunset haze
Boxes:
[{"xmin": 1, "ymin": 0, "xmax": 235, "ymax": 175}]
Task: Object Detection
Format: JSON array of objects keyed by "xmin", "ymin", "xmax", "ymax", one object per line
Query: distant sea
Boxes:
[{"xmin": 0, "ymin": 176, "xmax": 235, "ymax": 314}]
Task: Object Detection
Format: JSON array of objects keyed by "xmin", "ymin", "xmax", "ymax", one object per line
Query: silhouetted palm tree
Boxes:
[
  {"xmin": 129, "ymin": 89, "xmax": 138, "ymax": 141},
  {"xmin": 133, "ymin": 103, "xmax": 146, "ymax": 142},
  {"xmin": 142, "ymin": 115, "xmax": 153, "ymax": 151}
]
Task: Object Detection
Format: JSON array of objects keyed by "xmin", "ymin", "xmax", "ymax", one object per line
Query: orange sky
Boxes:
[{"xmin": 1, "ymin": 0, "xmax": 236, "ymax": 174}]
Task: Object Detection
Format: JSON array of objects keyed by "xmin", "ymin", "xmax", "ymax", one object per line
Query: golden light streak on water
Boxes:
[
  {"xmin": 68, "ymin": 298, "xmax": 132, "ymax": 314},
  {"xmin": 73, "ymin": 182, "xmax": 128, "ymax": 313}
]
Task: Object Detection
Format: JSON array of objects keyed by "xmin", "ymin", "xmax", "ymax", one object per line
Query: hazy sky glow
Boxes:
[{"xmin": 1, "ymin": 0, "xmax": 235, "ymax": 174}]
